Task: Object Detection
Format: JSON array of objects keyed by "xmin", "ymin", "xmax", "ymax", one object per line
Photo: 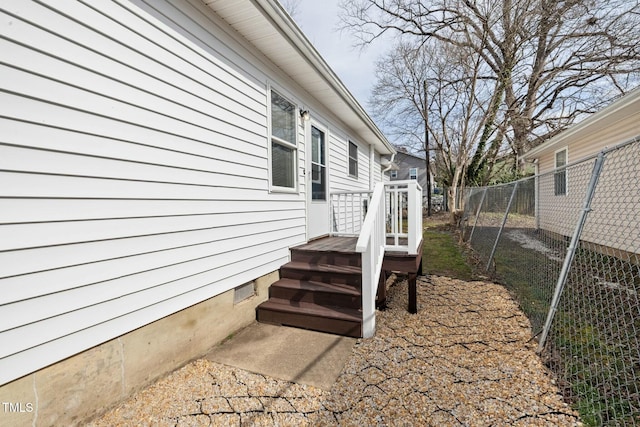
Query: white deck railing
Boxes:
[
  {"xmin": 330, "ymin": 180, "xmax": 423, "ymax": 337},
  {"xmin": 330, "ymin": 181, "xmax": 423, "ymax": 255},
  {"xmin": 354, "ymin": 182, "xmax": 386, "ymax": 338},
  {"xmin": 329, "ymin": 190, "xmax": 372, "ymax": 236},
  {"xmin": 385, "ymin": 181, "xmax": 422, "ymax": 255}
]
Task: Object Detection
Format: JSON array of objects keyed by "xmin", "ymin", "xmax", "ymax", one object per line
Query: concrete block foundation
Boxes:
[{"xmin": 0, "ymin": 271, "xmax": 277, "ymax": 427}]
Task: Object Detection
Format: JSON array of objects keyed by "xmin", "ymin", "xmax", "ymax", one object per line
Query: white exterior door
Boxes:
[{"xmin": 308, "ymin": 124, "xmax": 329, "ymax": 239}]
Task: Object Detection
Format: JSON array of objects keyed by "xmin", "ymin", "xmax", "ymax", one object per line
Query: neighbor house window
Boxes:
[
  {"xmin": 390, "ymin": 170, "xmax": 398, "ymax": 179},
  {"xmin": 554, "ymin": 148, "xmax": 567, "ymax": 196},
  {"xmin": 270, "ymin": 90, "xmax": 297, "ymax": 190},
  {"xmin": 348, "ymin": 141, "xmax": 358, "ymax": 177},
  {"xmin": 409, "ymin": 168, "xmax": 418, "ymax": 180}
]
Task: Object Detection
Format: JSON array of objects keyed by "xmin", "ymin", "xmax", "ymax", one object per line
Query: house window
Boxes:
[
  {"xmin": 409, "ymin": 168, "xmax": 418, "ymax": 180},
  {"xmin": 348, "ymin": 141, "xmax": 358, "ymax": 177},
  {"xmin": 270, "ymin": 90, "xmax": 297, "ymax": 190},
  {"xmin": 554, "ymin": 148, "xmax": 567, "ymax": 196},
  {"xmin": 390, "ymin": 170, "xmax": 398, "ymax": 179}
]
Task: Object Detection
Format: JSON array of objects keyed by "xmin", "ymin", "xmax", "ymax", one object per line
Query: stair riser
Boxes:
[
  {"xmin": 290, "ymin": 250, "xmax": 361, "ymax": 267},
  {"xmin": 280, "ymin": 268, "xmax": 361, "ymax": 286},
  {"xmin": 269, "ymin": 286, "xmax": 361, "ymax": 309},
  {"xmin": 257, "ymin": 308, "xmax": 362, "ymax": 338}
]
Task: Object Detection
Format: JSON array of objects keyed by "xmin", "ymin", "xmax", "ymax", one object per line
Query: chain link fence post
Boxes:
[
  {"xmin": 486, "ymin": 181, "xmax": 519, "ymax": 271},
  {"xmin": 468, "ymin": 187, "xmax": 487, "ymax": 243},
  {"xmin": 537, "ymin": 151, "xmax": 606, "ymax": 353}
]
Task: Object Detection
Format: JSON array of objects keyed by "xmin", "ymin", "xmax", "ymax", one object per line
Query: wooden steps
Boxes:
[
  {"xmin": 268, "ymin": 278, "xmax": 361, "ymax": 308},
  {"xmin": 256, "ymin": 242, "xmax": 363, "ymax": 337}
]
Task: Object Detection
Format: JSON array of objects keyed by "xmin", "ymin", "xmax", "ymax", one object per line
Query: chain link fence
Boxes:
[{"xmin": 460, "ymin": 138, "xmax": 640, "ymax": 426}]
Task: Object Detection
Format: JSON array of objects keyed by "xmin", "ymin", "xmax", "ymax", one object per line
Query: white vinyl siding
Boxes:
[
  {"xmin": 530, "ymin": 93, "xmax": 640, "ymax": 255},
  {"xmin": 326, "ymin": 132, "xmax": 375, "ymax": 232},
  {"xmin": 329, "ymin": 134, "xmax": 371, "ymax": 193},
  {"xmin": 0, "ymin": 0, "xmax": 308, "ymax": 385}
]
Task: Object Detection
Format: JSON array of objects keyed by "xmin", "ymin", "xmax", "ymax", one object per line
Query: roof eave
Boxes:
[
  {"xmin": 201, "ymin": 0, "xmax": 395, "ymax": 155},
  {"xmin": 523, "ymin": 86, "xmax": 640, "ymax": 160}
]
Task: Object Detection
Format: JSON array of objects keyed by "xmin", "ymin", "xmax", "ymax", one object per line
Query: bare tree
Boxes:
[
  {"xmin": 281, "ymin": 0, "xmax": 302, "ymax": 20},
  {"xmin": 341, "ymin": 0, "xmax": 640, "ymax": 177},
  {"xmin": 370, "ymin": 40, "xmax": 505, "ymax": 216}
]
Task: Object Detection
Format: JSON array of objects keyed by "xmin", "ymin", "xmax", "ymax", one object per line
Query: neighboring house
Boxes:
[
  {"xmin": 522, "ymin": 87, "xmax": 640, "ymax": 254},
  {"xmin": 389, "ymin": 151, "xmax": 434, "ymax": 199},
  {"xmin": 0, "ymin": 0, "xmax": 395, "ymax": 424}
]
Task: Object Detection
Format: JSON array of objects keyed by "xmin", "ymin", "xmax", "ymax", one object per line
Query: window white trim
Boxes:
[
  {"xmin": 348, "ymin": 140, "xmax": 358, "ymax": 178},
  {"xmin": 268, "ymin": 86, "xmax": 299, "ymax": 193},
  {"xmin": 554, "ymin": 147, "xmax": 568, "ymax": 196},
  {"xmin": 390, "ymin": 170, "xmax": 398, "ymax": 179},
  {"xmin": 409, "ymin": 167, "xmax": 418, "ymax": 180}
]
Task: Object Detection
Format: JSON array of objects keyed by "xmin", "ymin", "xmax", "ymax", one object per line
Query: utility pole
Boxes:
[{"xmin": 424, "ymin": 80, "xmax": 432, "ymax": 217}]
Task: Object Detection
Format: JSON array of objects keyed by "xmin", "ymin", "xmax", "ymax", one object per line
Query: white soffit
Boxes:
[{"xmin": 200, "ymin": 0, "xmax": 394, "ymax": 155}]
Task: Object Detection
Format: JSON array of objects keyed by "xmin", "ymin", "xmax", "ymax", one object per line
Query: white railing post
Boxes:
[
  {"xmin": 408, "ymin": 181, "xmax": 418, "ymax": 255},
  {"xmin": 327, "ymin": 193, "xmax": 335, "ymax": 236},
  {"xmin": 352, "ymin": 194, "xmax": 356, "ymax": 234},
  {"xmin": 392, "ymin": 186, "xmax": 399, "ymax": 247},
  {"xmin": 381, "ymin": 181, "xmax": 422, "ymax": 253},
  {"xmin": 356, "ymin": 182, "xmax": 385, "ymax": 338}
]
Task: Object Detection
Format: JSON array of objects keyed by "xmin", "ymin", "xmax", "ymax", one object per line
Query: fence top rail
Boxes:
[
  {"xmin": 466, "ymin": 134, "xmax": 640, "ymax": 194},
  {"xmin": 466, "ymin": 176, "xmax": 533, "ymax": 192}
]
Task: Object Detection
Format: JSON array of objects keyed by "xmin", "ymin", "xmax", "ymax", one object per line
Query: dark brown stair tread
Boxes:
[
  {"xmin": 272, "ymin": 278, "xmax": 361, "ymax": 295},
  {"xmin": 282, "ymin": 261, "xmax": 361, "ymax": 274},
  {"xmin": 258, "ymin": 299, "xmax": 362, "ymax": 322}
]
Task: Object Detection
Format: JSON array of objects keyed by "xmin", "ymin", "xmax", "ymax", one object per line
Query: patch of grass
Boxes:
[
  {"xmin": 492, "ymin": 247, "xmax": 556, "ymax": 331},
  {"xmin": 471, "ymin": 227, "xmax": 640, "ymax": 425},
  {"xmin": 422, "ymin": 213, "xmax": 473, "ymax": 280}
]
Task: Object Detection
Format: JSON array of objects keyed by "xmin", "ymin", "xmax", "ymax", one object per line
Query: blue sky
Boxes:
[{"xmin": 292, "ymin": 0, "xmax": 384, "ymax": 112}]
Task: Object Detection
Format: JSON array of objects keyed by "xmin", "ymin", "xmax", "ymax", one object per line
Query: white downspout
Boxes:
[
  {"xmin": 369, "ymin": 144, "xmax": 375, "ymax": 190},
  {"xmin": 382, "ymin": 152, "xmax": 397, "ymax": 174}
]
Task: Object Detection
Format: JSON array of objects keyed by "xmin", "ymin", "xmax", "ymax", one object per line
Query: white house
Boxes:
[
  {"xmin": 522, "ymin": 87, "xmax": 640, "ymax": 255},
  {"xmin": 0, "ymin": 0, "xmax": 397, "ymax": 424}
]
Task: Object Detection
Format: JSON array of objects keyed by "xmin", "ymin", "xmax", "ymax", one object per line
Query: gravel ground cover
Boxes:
[{"xmin": 89, "ymin": 276, "xmax": 580, "ymax": 426}]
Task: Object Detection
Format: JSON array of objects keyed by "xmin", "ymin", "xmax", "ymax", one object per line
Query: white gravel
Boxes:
[
  {"xmin": 89, "ymin": 276, "xmax": 581, "ymax": 427},
  {"xmin": 505, "ymin": 229, "xmax": 564, "ymax": 262}
]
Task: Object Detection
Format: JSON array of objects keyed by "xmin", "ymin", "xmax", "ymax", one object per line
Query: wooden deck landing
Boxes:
[
  {"xmin": 294, "ymin": 236, "xmax": 412, "ymax": 254},
  {"xmin": 295, "ymin": 236, "xmax": 358, "ymax": 252}
]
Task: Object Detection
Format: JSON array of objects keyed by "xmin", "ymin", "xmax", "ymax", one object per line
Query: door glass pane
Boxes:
[
  {"xmin": 312, "ymin": 163, "xmax": 326, "ymax": 200},
  {"xmin": 311, "ymin": 126, "xmax": 326, "ymax": 200}
]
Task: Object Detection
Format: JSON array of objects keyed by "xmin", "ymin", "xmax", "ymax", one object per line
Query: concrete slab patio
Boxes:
[
  {"xmin": 206, "ymin": 323, "xmax": 356, "ymax": 390},
  {"xmin": 89, "ymin": 276, "xmax": 581, "ymax": 426}
]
